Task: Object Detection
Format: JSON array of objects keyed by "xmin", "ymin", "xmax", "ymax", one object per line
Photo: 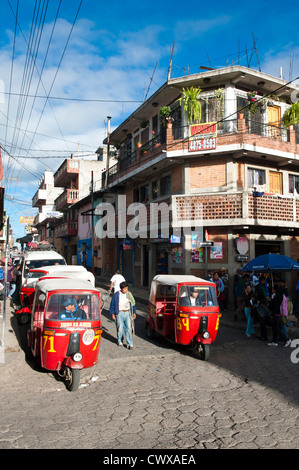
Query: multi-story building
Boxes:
[{"xmin": 98, "ymin": 65, "xmax": 299, "ymax": 300}]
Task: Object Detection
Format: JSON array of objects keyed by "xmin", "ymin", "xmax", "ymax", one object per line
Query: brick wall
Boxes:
[
  {"xmin": 175, "ymin": 194, "xmax": 243, "ymax": 221},
  {"xmin": 248, "ymin": 194, "xmax": 293, "ymax": 221},
  {"xmin": 190, "ymin": 159, "xmax": 226, "ymax": 189}
]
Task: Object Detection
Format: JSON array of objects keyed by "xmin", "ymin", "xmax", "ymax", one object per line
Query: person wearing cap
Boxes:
[
  {"xmin": 109, "ymin": 282, "xmax": 136, "ymax": 349},
  {"xmin": 60, "ymin": 298, "xmax": 87, "ymax": 320},
  {"xmin": 180, "ymin": 287, "xmax": 202, "ymax": 306}
]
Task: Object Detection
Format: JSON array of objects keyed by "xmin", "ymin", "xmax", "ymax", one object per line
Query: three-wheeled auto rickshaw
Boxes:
[
  {"xmin": 145, "ymin": 275, "xmax": 221, "ymax": 360},
  {"xmin": 27, "ymin": 278, "xmax": 102, "ymax": 391},
  {"xmin": 19, "ymin": 265, "xmax": 95, "ymax": 312}
]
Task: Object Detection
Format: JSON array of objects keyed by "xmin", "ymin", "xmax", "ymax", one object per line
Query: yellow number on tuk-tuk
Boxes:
[
  {"xmin": 176, "ymin": 317, "xmax": 189, "ymax": 331},
  {"xmin": 92, "ymin": 334, "xmax": 100, "ymax": 351},
  {"xmin": 43, "ymin": 335, "xmax": 56, "ymax": 353}
]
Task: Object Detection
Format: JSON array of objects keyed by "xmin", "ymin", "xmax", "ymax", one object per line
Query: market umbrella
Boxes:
[{"xmin": 242, "ymin": 254, "xmax": 299, "ymax": 272}]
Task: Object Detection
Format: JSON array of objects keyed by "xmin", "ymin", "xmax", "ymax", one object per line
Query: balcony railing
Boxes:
[
  {"xmin": 55, "ymin": 220, "xmax": 78, "ymax": 238},
  {"xmin": 55, "ymin": 188, "xmax": 79, "ymax": 211},
  {"xmin": 103, "ymin": 118, "xmax": 298, "ymax": 187}
]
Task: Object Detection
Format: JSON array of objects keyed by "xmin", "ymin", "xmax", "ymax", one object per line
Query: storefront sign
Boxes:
[{"xmin": 189, "ymin": 122, "xmax": 217, "ymax": 152}]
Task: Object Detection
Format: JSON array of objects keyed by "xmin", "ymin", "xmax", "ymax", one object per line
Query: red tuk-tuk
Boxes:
[
  {"xmin": 20, "ymin": 265, "xmax": 95, "ymax": 310},
  {"xmin": 27, "ymin": 278, "xmax": 102, "ymax": 391},
  {"xmin": 145, "ymin": 275, "xmax": 221, "ymax": 360}
]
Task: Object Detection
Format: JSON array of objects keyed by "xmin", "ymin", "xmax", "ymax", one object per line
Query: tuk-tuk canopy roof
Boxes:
[
  {"xmin": 152, "ymin": 274, "xmax": 210, "ymax": 286},
  {"xmin": 36, "ymin": 278, "xmax": 98, "ymax": 294},
  {"xmin": 29, "ymin": 265, "xmax": 87, "ymax": 274}
]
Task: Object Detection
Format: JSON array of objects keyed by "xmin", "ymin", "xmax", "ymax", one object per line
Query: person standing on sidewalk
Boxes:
[
  {"xmin": 109, "ymin": 282, "xmax": 136, "ymax": 349},
  {"xmin": 109, "ymin": 270, "xmax": 125, "ymax": 295},
  {"xmin": 242, "ymin": 283, "xmax": 256, "ymax": 337}
]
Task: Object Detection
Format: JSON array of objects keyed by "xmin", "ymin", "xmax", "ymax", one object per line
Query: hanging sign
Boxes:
[{"xmin": 189, "ymin": 122, "xmax": 217, "ymax": 152}]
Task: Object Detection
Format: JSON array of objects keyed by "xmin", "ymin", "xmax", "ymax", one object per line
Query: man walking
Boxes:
[{"xmin": 109, "ymin": 282, "xmax": 136, "ymax": 349}]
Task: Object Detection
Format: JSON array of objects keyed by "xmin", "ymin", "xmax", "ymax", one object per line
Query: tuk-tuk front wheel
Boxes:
[
  {"xmin": 194, "ymin": 343, "xmax": 210, "ymax": 361},
  {"xmin": 64, "ymin": 366, "xmax": 80, "ymax": 392}
]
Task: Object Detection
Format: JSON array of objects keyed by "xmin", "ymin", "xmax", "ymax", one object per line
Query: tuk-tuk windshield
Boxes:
[
  {"xmin": 45, "ymin": 293, "xmax": 101, "ymax": 321},
  {"xmin": 25, "ymin": 271, "xmax": 44, "ymax": 287},
  {"xmin": 178, "ymin": 285, "xmax": 217, "ymax": 307}
]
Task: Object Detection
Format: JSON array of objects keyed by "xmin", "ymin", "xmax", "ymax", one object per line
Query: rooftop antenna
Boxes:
[
  {"xmin": 167, "ymin": 41, "xmax": 175, "ymax": 81},
  {"xmin": 252, "ymin": 32, "xmax": 261, "ymax": 72},
  {"xmin": 289, "ymin": 51, "xmax": 294, "ymax": 81},
  {"xmin": 144, "ymin": 61, "xmax": 158, "ymax": 101}
]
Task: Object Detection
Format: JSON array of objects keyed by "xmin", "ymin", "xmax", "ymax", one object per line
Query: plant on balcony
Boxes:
[
  {"xmin": 140, "ymin": 120, "xmax": 149, "ymax": 128},
  {"xmin": 214, "ymin": 88, "xmax": 225, "ymax": 121},
  {"xmin": 282, "ymin": 102, "xmax": 299, "ymax": 128},
  {"xmin": 159, "ymin": 106, "xmax": 172, "ymax": 126},
  {"xmin": 246, "ymin": 91, "xmax": 266, "ymax": 115},
  {"xmin": 178, "ymin": 86, "xmax": 203, "ymax": 124}
]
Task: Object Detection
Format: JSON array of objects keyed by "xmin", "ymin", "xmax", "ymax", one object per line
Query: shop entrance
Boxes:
[{"xmin": 255, "ymin": 240, "xmax": 283, "ymax": 257}]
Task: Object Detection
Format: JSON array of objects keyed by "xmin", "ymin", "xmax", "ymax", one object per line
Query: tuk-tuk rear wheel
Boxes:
[
  {"xmin": 64, "ymin": 367, "xmax": 80, "ymax": 392},
  {"xmin": 146, "ymin": 323, "xmax": 155, "ymax": 339},
  {"xmin": 194, "ymin": 343, "xmax": 210, "ymax": 361},
  {"xmin": 18, "ymin": 313, "xmax": 29, "ymax": 325}
]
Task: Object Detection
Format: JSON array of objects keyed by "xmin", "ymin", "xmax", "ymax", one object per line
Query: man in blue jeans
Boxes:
[{"xmin": 109, "ymin": 282, "xmax": 136, "ymax": 349}]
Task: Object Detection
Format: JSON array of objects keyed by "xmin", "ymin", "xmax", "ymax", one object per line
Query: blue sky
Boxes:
[{"xmin": 1, "ymin": 0, "xmax": 299, "ymax": 242}]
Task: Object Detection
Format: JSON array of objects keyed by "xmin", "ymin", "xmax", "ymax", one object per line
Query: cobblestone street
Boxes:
[{"xmin": 1, "ymin": 295, "xmax": 299, "ymax": 450}]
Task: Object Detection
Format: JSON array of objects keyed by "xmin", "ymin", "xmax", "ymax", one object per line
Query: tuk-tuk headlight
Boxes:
[
  {"xmin": 73, "ymin": 352, "xmax": 83, "ymax": 362},
  {"xmin": 203, "ymin": 332, "xmax": 210, "ymax": 339}
]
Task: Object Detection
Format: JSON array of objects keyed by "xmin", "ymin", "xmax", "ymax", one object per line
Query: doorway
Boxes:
[{"xmin": 255, "ymin": 240, "xmax": 283, "ymax": 257}]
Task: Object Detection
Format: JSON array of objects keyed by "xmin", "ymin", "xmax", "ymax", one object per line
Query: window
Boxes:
[
  {"xmin": 289, "ymin": 174, "xmax": 299, "ymax": 194},
  {"xmin": 152, "ymin": 180, "xmax": 159, "ymax": 200},
  {"xmin": 248, "ymin": 167, "xmax": 265, "ymax": 188},
  {"xmin": 160, "ymin": 175, "xmax": 171, "ymax": 196}
]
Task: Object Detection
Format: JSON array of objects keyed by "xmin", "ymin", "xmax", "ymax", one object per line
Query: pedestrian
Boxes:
[
  {"xmin": 219, "ymin": 267, "xmax": 228, "ymax": 310},
  {"xmin": 11, "ymin": 263, "xmax": 21, "ymax": 306},
  {"xmin": 7, "ymin": 262, "xmax": 15, "ymax": 298},
  {"xmin": 109, "ymin": 281, "xmax": 136, "ymax": 349},
  {"xmin": 213, "ymin": 272, "xmax": 225, "ymax": 310},
  {"xmin": 267, "ymin": 285, "xmax": 291, "ymax": 347},
  {"xmin": 234, "ymin": 273, "xmax": 248, "ymax": 321},
  {"xmin": 242, "ymin": 283, "xmax": 256, "ymax": 337},
  {"xmin": 109, "ymin": 269, "xmax": 125, "ymax": 295}
]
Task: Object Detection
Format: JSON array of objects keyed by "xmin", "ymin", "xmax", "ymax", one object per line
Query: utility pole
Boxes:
[
  {"xmin": 91, "ymin": 171, "xmax": 94, "ymax": 274},
  {"xmin": 1, "ymin": 216, "xmax": 10, "ymax": 353},
  {"xmin": 105, "ymin": 116, "xmax": 111, "ymax": 188}
]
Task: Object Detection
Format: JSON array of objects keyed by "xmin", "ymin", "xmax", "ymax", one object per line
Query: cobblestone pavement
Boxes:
[{"xmin": 1, "ymin": 293, "xmax": 299, "ymax": 450}]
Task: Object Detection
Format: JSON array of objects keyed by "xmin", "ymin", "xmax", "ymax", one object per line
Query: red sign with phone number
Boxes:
[{"xmin": 189, "ymin": 122, "xmax": 217, "ymax": 152}]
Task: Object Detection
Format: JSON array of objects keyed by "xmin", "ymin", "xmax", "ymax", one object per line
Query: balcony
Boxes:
[
  {"xmin": 55, "ymin": 188, "xmax": 79, "ymax": 211},
  {"xmin": 32, "ymin": 189, "xmax": 47, "ymax": 207},
  {"xmin": 54, "ymin": 159, "xmax": 79, "ymax": 187},
  {"xmin": 103, "ymin": 117, "xmax": 299, "ymax": 188},
  {"xmin": 55, "ymin": 220, "xmax": 78, "ymax": 238},
  {"xmin": 172, "ymin": 191, "xmax": 299, "ymax": 231}
]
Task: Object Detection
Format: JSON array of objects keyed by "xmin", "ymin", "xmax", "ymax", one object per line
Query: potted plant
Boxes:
[
  {"xmin": 178, "ymin": 86, "xmax": 203, "ymax": 123},
  {"xmin": 159, "ymin": 106, "xmax": 172, "ymax": 127},
  {"xmin": 282, "ymin": 102, "xmax": 299, "ymax": 128}
]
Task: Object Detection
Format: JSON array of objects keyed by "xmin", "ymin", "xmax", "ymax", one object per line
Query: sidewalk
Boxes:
[
  {"xmin": 95, "ymin": 275, "xmax": 299, "ymax": 340},
  {"xmin": 0, "ymin": 299, "xmax": 22, "ymax": 371}
]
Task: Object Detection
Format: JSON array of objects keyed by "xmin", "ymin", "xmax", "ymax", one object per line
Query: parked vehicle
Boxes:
[
  {"xmin": 27, "ymin": 278, "xmax": 102, "ymax": 391},
  {"xmin": 20, "ymin": 265, "xmax": 95, "ymax": 310},
  {"xmin": 145, "ymin": 275, "xmax": 221, "ymax": 360},
  {"xmin": 21, "ymin": 245, "xmax": 66, "ymax": 288}
]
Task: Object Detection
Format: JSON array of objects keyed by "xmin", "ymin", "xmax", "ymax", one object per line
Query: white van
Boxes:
[{"xmin": 21, "ymin": 247, "xmax": 66, "ymax": 287}]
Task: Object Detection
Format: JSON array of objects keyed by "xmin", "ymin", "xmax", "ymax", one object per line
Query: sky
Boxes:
[{"xmin": 0, "ymin": 0, "xmax": 299, "ymax": 243}]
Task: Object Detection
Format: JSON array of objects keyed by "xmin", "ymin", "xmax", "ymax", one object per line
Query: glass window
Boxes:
[
  {"xmin": 248, "ymin": 168, "xmax": 265, "ymax": 188},
  {"xmin": 289, "ymin": 174, "xmax": 299, "ymax": 194},
  {"xmin": 178, "ymin": 285, "xmax": 218, "ymax": 307},
  {"xmin": 152, "ymin": 180, "xmax": 159, "ymax": 200},
  {"xmin": 45, "ymin": 293, "xmax": 101, "ymax": 321},
  {"xmin": 160, "ymin": 175, "xmax": 171, "ymax": 196}
]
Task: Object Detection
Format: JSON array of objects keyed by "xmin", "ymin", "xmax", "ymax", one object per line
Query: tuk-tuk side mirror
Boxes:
[{"xmin": 39, "ymin": 294, "xmax": 46, "ymax": 302}]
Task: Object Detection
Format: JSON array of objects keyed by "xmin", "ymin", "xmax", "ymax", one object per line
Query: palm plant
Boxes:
[
  {"xmin": 282, "ymin": 102, "xmax": 299, "ymax": 128},
  {"xmin": 178, "ymin": 86, "xmax": 203, "ymax": 123}
]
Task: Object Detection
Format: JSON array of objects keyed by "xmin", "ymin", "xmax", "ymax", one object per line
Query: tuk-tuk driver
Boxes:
[
  {"xmin": 60, "ymin": 298, "xmax": 87, "ymax": 320},
  {"xmin": 180, "ymin": 287, "xmax": 201, "ymax": 306}
]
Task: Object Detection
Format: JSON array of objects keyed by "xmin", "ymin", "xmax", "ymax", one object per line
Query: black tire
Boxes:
[
  {"xmin": 146, "ymin": 323, "xmax": 155, "ymax": 339},
  {"xmin": 65, "ymin": 367, "xmax": 80, "ymax": 391},
  {"xmin": 18, "ymin": 313, "xmax": 29, "ymax": 325},
  {"xmin": 194, "ymin": 343, "xmax": 210, "ymax": 361}
]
